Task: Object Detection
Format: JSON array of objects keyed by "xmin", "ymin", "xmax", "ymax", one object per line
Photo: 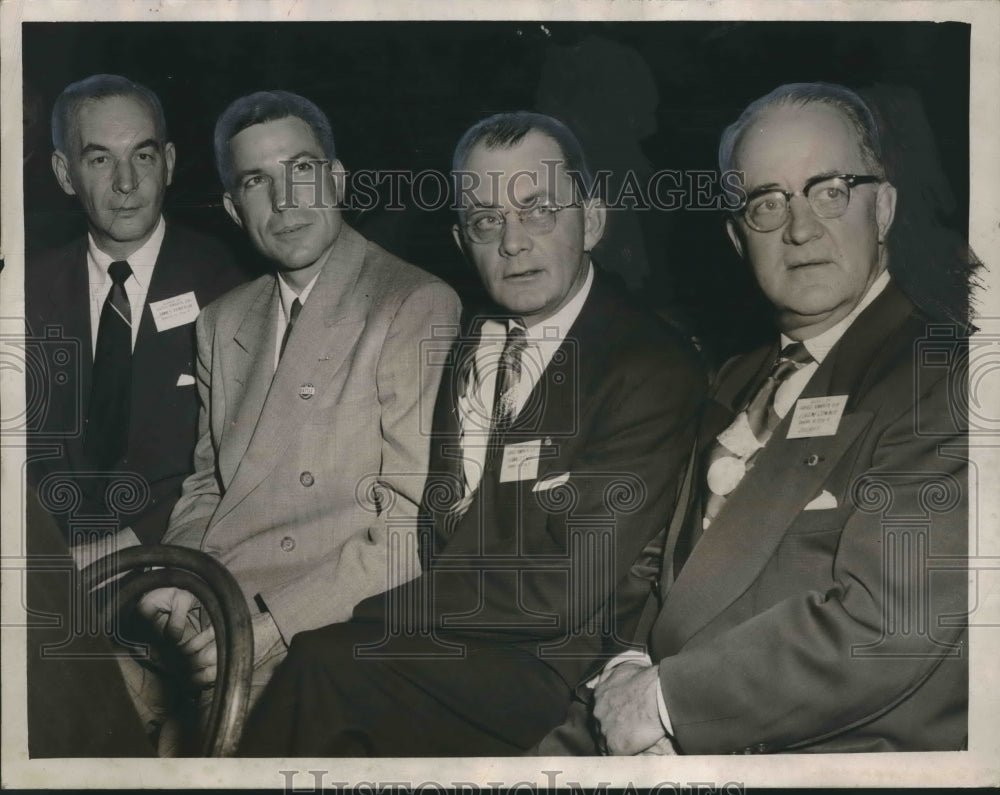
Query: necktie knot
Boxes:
[
  {"xmin": 499, "ymin": 323, "xmax": 529, "ymax": 377},
  {"xmin": 779, "ymin": 340, "xmax": 814, "ymax": 367},
  {"xmin": 108, "ymin": 260, "xmax": 132, "ymax": 286}
]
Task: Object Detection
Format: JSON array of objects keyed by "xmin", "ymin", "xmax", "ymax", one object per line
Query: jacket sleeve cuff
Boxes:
[{"xmin": 656, "ymin": 675, "xmax": 674, "ymax": 736}]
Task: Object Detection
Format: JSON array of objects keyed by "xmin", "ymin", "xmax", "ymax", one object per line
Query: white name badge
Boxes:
[
  {"xmin": 150, "ymin": 291, "xmax": 200, "ymax": 332},
  {"xmin": 499, "ymin": 439, "xmax": 542, "ymax": 483},
  {"xmin": 787, "ymin": 395, "xmax": 849, "ymax": 439}
]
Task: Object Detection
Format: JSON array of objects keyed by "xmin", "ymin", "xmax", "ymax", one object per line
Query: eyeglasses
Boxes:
[
  {"xmin": 462, "ymin": 202, "xmax": 579, "ymax": 244},
  {"xmin": 740, "ymin": 174, "xmax": 882, "ymax": 233}
]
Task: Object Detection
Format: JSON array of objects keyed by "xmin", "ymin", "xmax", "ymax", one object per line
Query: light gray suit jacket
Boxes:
[{"xmin": 165, "ymin": 223, "xmax": 461, "ymax": 643}]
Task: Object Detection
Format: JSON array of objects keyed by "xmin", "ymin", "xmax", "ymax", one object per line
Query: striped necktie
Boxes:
[{"xmin": 485, "ymin": 323, "xmax": 529, "ymax": 468}]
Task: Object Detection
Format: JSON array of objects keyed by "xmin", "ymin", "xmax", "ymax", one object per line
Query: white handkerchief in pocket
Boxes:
[
  {"xmin": 532, "ymin": 472, "xmax": 571, "ymax": 492},
  {"xmin": 804, "ymin": 489, "xmax": 837, "ymax": 511},
  {"xmin": 176, "ymin": 373, "xmax": 196, "ymax": 387}
]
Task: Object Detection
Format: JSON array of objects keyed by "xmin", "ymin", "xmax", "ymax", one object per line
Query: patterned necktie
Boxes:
[
  {"xmin": 485, "ymin": 323, "xmax": 529, "ymax": 468},
  {"xmin": 84, "ymin": 260, "xmax": 133, "ymax": 469},
  {"xmin": 279, "ymin": 297, "xmax": 302, "ymax": 360},
  {"xmin": 702, "ymin": 341, "xmax": 814, "ymax": 529}
]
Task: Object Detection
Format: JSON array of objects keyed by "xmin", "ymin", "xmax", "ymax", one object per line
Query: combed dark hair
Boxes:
[
  {"xmin": 51, "ymin": 74, "xmax": 168, "ymax": 153},
  {"xmin": 718, "ymin": 82, "xmax": 885, "ymax": 178},
  {"xmin": 214, "ymin": 90, "xmax": 336, "ymax": 192},
  {"xmin": 451, "ymin": 111, "xmax": 595, "ymax": 199}
]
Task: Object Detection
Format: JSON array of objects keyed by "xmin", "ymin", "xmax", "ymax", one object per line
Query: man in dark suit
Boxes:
[
  {"xmin": 238, "ymin": 111, "xmax": 705, "ymax": 756},
  {"xmin": 25, "ymin": 74, "xmax": 244, "ymax": 562},
  {"xmin": 543, "ymin": 83, "xmax": 968, "ymax": 756}
]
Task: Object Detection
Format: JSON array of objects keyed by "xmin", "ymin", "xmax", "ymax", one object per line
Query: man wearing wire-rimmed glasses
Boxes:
[{"xmin": 239, "ymin": 110, "xmax": 706, "ymax": 756}]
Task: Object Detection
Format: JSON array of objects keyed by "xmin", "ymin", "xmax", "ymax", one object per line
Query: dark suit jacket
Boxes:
[
  {"xmin": 354, "ymin": 273, "xmax": 707, "ymax": 689},
  {"xmin": 25, "ymin": 488, "xmax": 153, "ymax": 757},
  {"xmin": 25, "ymin": 221, "xmax": 245, "ymax": 544},
  {"xmin": 650, "ymin": 281, "xmax": 968, "ymax": 753}
]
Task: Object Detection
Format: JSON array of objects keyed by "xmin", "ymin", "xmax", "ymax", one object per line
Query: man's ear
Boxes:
[
  {"xmin": 222, "ymin": 193, "xmax": 244, "ymax": 229},
  {"xmin": 725, "ymin": 216, "xmax": 745, "ymax": 259},
  {"xmin": 329, "ymin": 158, "xmax": 346, "ymax": 206},
  {"xmin": 51, "ymin": 150, "xmax": 76, "ymax": 197},
  {"xmin": 875, "ymin": 181, "xmax": 897, "ymax": 244},
  {"xmin": 582, "ymin": 198, "xmax": 607, "ymax": 252},
  {"xmin": 164, "ymin": 142, "xmax": 177, "ymax": 188},
  {"xmin": 451, "ymin": 222, "xmax": 467, "ymax": 258}
]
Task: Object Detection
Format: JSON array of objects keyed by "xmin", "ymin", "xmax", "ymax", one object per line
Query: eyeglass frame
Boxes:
[
  {"xmin": 737, "ymin": 173, "xmax": 883, "ymax": 233},
  {"xmin": 459, "ymin": 201, "xmax": 582, "ymax": 244}
]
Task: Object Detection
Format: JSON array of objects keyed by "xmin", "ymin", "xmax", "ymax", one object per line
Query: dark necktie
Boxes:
[
  {"xmin": 84, "ymin": 260, "xmax": 133, "ymax": 469},
  {"xmin": 279, "ymin": 297, "xmax": 302, "ymax": 360},
  {"xmin": 702, "ymin": 341, "xmax": 814, "ymax": 529},
  {"xmin": 486, "ymin": 324, "xmax": 528, "ymax": 463}
]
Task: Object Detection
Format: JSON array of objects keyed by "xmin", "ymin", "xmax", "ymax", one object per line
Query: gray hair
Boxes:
[
  {"xmin": 51, "ymin": 74, "xmax": 168, "ymax": 154},
  {"xmin": 718, "ymin": 82, "xmax": 885, "ymax": 178}
]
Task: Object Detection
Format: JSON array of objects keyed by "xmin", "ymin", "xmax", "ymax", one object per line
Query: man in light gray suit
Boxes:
[{"xmin": 140, "ymin": 91, "xmax": 460, "ymax": 705}]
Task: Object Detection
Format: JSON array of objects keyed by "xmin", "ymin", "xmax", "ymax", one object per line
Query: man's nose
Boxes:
[
  {"xmin": 111, "ymin": 157, "xmax": 137, "ymax": 194},
  {"xmin": 270, "ymin": 178, "xmax": 289, "ymax": 213},
  {"xmin": 499, "ymin": 213, "xmax": 532, "ymax": 257},
  {"xmin": 782, "ymin": 194, "xmax": 824, "ymax": 245}
]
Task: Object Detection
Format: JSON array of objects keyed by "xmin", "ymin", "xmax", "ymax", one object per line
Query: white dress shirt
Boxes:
[
  {"xmin": 87, "ymin": 215, "xmax": 166, "ymax": 354},
  {"xmin": 595, "ymin": 267, "xmax": 892, "ymax": 743},
  {"xmin": 455, "ymin": 264, "xmax": 595, "ymax": 505},
  {"xmin": 273, "ymin": 271, "xmax": 321, "ymax": 371}
]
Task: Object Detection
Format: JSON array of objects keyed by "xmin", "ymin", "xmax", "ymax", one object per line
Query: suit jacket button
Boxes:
[
  {"xmin": 300, "ymin": 471, "xmax": 315, "ymax": 487},
  {"xmin": 280, "ymin": 536, "xmax": 296, "ymax": 552}
]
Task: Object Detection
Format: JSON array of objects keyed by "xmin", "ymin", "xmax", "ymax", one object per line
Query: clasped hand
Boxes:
[
  {"xmin": 592, "ymin": 661, "xmax": 675, "ymax": 756},
  {"xmin": 137, "ymin": 588, "xmax": 284, "ymax": 686}
]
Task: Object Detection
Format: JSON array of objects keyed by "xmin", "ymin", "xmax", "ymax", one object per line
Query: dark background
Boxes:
[{"xmin": 22, "ymin": 21, "xmax": 970, "ymax": 363}]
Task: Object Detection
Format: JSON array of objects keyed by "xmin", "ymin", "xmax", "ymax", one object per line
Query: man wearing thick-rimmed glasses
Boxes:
[
  {"xmin": 240, "ymin": 111, "xmax": 706, "ymax": 756},
  {"xmin": 538, "ymin": 82, "xmax": 969, "ymax": 756}
]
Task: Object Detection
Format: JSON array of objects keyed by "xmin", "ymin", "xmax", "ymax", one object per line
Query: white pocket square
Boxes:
[
  {"xmin": 176, "ymin": 374, "xmax": 196, "ymax": 387},
  {"xmin": 804, "ymin": 490, "xmax": 838, "ymax": 511},
  {"xmin": 532, "ymin": 472, "xmax": 570, "ymax": 492}
]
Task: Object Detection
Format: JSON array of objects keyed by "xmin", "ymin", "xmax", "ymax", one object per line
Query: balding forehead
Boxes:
[
  {"xmin": 460, "ymin": 132, "xmax": 577, "ymax": 207},
  {"xmin": 732, "ymin": 102, "xmax": 866, "ymax": 175}
]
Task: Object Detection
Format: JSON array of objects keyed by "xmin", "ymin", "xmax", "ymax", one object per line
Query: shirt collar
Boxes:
[
  {"xmin": 782, "ymin": 269, "xmax": 891, "ymax": 363},
  {"xmin": 87, "ymin": 215, "xmax": 166, "ymax": 290},
  {"xmin": 277, "ymin": 270, "xmax": 322, "ymax": 322}
]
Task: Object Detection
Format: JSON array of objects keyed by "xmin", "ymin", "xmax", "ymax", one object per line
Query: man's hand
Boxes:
[
  {"xmin": 179, "ymin": 611, "xmax": 285, "ymax": 687},
  {"xmin": 180, "ymin": 623, "xmax": 218, "ymax": 686},
  {"xmin": 640, "ymin": 735, "xmax": 678, "ymax": 755},
  {"xmin": 136, "ymin": 587, "xmax": 200, "ymax": 644},
  {"xmin": 592, "ymin": 660, "xmax": 666, "ymax": 755}
]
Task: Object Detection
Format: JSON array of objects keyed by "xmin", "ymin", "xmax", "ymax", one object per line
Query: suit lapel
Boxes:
[
  {"xmin": 655, "ymin": 280, "xmax": 918, "ymax": 655},
  {"xmin": 214, "ymin": 225, "xmax": 368, "ymax": 521},
  {"xmin": 653, "ymin": 410, "xmax": 873, "ymax": 655},
  {"xmin": 216, "ymin": 276, "xmax": 276, "ymax": 485},
  {"xmin": 43, "ymin": 242, "xmax": 95, "ymax": 466},
  {"xmin": 50, "ymin": 240, "xmax": 95, "ymax": 401}
]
